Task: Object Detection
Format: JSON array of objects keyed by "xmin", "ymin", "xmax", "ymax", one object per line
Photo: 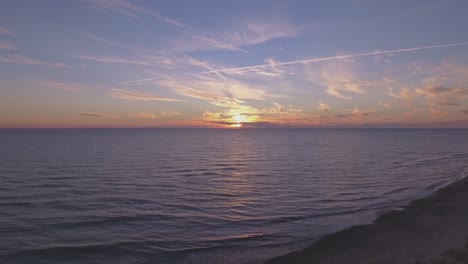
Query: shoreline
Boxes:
[{"xmin": 265, "ymin": 174, "xmax": 468, "ymax": 264}]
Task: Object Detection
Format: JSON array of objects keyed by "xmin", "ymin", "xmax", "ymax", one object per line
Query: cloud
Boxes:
[
  {"xmin": 0, "ymin": 53, "xmax": 70, "ymax": 68},
  {"xmin": 129, "ymin": 112, "xmax": 156, "ymax": 119},
  {"xmin": 80, "ymin": 112, "xmax": 106, "ymax": 117},
  {"xmin": 399, "ymin": 62, "xmax": 468, "ymax": 106},
  {"xmin": 415, "ymin": 79, "xmax": 468, "ymax": 106},
  {"xmin": 221, "ymin": 57, "xmax": 291, "ymax": 78},
  {"xmin": 416, "ymin": 85, "xmax": 462, "ymax": 97},
  {"xmin": 203, "ymin": 42, "xmax": 468, "ymax": 74},
  {"xmin": 374, "ymin": 53, "xmax": 394, "ymax": 64},
  {"xmin": 305, "ymin": 62, "xmax": 368, "ymax": 99},
  {"xmin": 351, "ymin": 107, "xmax": 374, "ymax": 116},
  {"xmin": 79, "ymin": 112, "xmax": 119, "ymax": 118},
  {"xmin": 185, "ymin": 35, "xmax": 245, "ymax": 53},
  {"xmin": 0, "ymin": 40, "xmax": 15, "ymax": 50},
  {"xmin": 109, "ymin": 88, "xmax": 182, "ymax": 102},
  {"xmin": 161, "ymin": 111, "xmax": 181, "ymax": 116},
  {"xmin": 441, "ymin": 63, "xmax": 468, "ymax": 78},
  {"xmin": 201, "ymin": 102, "xmax": 305, "ymax": 127},
  {"xmin": 334, "ymin": 107, "xmax": 374, "ymax": 118},
  {"xmin": 377, "ymin": 100, "xmax": 391, "ymax": 108},
  {"xmin": 350, "ymin": 107, "xmax": 373, "ymax": 116},
  {"xmin": 38, "ymin": 80, "xmax": 87, "ymax": 91},
  {"xmin": 169, "ymin": 19, "xmax": 301, "ymax": 53},
  {"xmin": 50, "ymin": 62, "xmax": 72, "ymax": 68},
  {"xmin": 429, "ymin": 107, "xmax": 448, "ymax": 117},
  {"xmin": 410, "ymin": 61, "xmax": 468, "ymax": 79},
  {"xmin": 273, "ymin": 102, "xmax": 285, "ymax": 112},
  {"xmin": 84, "ymin": 34, "xmax": 162, "ymax": 57},
  {"xmin": 155, "ymin": 75, "xmax": 283, "ymax": 104},
  {"xmin": 74, "ymin": 50, "xmax": 196, "ymax": 70},
  {"xmin": 0, "ymin": 25, "xmax": 13, "ymax": 35},
  {"xmin": 80, "ymin": 0, "xmax": 185, "ymax": 28},
  {"xmin": 318, "ymin": 102, "xmax": 330, "ymax": 112},
  {"xmin": 387, "ymin": 87, "xmax": 413, "ymax": 100},
  {"xmin": 0, "ymin": 54, "xmax": 42, "ymax": 65},
  {"xmin": 325, "ymin": 80, "xmax": 367, "ymax": 99},
  {"xmin": 116, "ymin": 77, "xmax": 162, "ymax": 85},
  {"xmin": 462, "ymin": 106, "xmax": 468, "ymax": 114},
  {"xmin": 74, "ymin": 55, "xmax": 160, "ymax": 66},
  {"xmin": 111, "ymin": 55, "xmax": 287, "ymax": 112}
]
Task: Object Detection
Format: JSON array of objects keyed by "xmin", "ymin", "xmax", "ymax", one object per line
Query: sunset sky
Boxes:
[{"xmin": 1, "ymin": 0, "xmax": 468, "ymax": 128}]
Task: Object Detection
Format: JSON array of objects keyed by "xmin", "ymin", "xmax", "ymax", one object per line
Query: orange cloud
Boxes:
[
  {"xmin": 129, "ymin": 112, "xmax": 157, "ymax": 119},
  {"xmin": 318, "ymin": 102, "xmax": 330, "ymax": 112}
]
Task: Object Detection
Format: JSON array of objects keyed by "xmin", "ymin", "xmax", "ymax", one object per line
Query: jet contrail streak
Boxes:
[
  {"xmin": 115, "ymin": 77, "xmax": 161, "ymax": 85},
  {"xmin": 203, "ymin": 42, "xmax": 468, "ymax": 74}
]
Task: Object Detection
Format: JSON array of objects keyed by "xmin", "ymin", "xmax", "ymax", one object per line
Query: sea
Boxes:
[{"xmin": 1, "ymin": 129, "xmax": 467, "ymax": 264}]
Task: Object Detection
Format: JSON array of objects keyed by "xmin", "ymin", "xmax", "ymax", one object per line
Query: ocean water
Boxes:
[{"xmin": 1, "ymin": 129, "xmax": 467, "ymax": 264}]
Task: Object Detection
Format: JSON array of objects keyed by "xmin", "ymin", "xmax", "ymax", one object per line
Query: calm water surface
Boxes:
[{"xmin": 1, "ymin": 129, "xmax": 467, "ymax": 264}]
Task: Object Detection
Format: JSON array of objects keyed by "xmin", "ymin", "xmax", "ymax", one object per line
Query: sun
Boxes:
[
  {"xmin": 234, "ymin": 114, "xmax": 248, "ymax": 123},
  {"xmin": 230, "ymin": 114, "xmax": 248, "ymax": 128}
]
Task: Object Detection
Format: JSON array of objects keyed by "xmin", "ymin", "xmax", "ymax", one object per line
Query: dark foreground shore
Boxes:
[{"xmin": 266, "ymin": 175, "xmax": 468, "ymax": 264}]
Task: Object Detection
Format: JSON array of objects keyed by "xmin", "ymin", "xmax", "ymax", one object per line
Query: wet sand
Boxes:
[{"xmin": 266, "ymin": 176, "xmax": 468, "ymax": 264}]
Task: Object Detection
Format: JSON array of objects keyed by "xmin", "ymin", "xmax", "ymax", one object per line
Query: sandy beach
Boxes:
[{"xmin": 266, "ymin": 175, "xmax": 468, "ymax": 264}]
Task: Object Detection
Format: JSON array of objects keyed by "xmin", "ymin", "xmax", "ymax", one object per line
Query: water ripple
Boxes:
[{"xmin": 0, "ymin": 129, "xmax": 467, "ymax": 264}]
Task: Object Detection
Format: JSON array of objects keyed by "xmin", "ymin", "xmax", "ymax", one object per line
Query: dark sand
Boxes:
[{"xmin": 266, "ymin": 176, "xmax": 468, "ymax": 264}]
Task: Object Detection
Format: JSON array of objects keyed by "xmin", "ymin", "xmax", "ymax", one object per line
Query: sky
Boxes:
[{"xmin": 1, "ymin": 0, "xmax": 468, "ymax": 128}]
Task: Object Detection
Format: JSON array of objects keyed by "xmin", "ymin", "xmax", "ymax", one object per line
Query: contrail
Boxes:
[
  {"xmin": 203, "ymin": 42, "xmax": 468, "ymax": 74},
  {"xmin": 115, "ymin": 77, "xmax": 161, "ymax": 85}
]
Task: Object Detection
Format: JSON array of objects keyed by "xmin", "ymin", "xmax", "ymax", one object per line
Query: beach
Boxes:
[{"xmin": 266, "ymin": 175, "xmax": 468, "ymax": 264}]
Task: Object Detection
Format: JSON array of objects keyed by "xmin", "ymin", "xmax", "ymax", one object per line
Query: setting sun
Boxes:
[
  {"xmin": 227, "ymin": 114, "xmax": 249, "ymax": 128},
  {"xmin": 234, "ymin": 114, "xmax": 248, "ymax": 124}
]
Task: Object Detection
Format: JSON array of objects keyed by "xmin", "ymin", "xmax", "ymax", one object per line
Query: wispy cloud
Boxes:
[
  {"xmin": 84, "ymin": 34, "xmax": 157, "ymax": 55},
  {"xmin": 203, "ymin": 42, "xmax": 468, "ymax": 74},
  {"xmin": 416, "ymin": 84, "xmax": 468, "ymax": 100},
  {"xmin": 155, "ymin": 75, "xmax": 284, "ymax": 104},
  {"xmin": 318, "ymin": 102, "xmax": 330, "ymax": 112},
  {"xmin": 116, "ymin": 77, "xmax": 161, "ymax": 85},
  {"xmin": 0, "ymin": 25, "xmax": 13, "ymax": 35},
  {"xmin": 74, "ymin": 55, "xmax": 159, "ymax": 66},
  {"xmin": 378, "ymin": 100, "xmax": 391, "ymax": 108},
  {"xmin": 0, "ymin": 40, "xmax": 15, "ymax": 50},
  {"xmin": 391, "ymin": 62, "xmax": 468, "ymax": 108},
  {"xmin": 333, "ymin": 107, "xmax": 374, "ymax": 118},
  {"xmin": 161, "ymin": 111, "xmax": 181, "ymax": 116},
  {"xmin": 79, "ymin": 112, "xmax": 119, "ymax": 118},
  {"xmin": 0, "ymin": 54, "xmax": 42, "ymax": 65},
  {"xmin": 169, "ymin": 19, "xmax": 301, "ymax": 53},
  {"xmin": 109, "ymin": 88, "xmax": 183, "ymax": 102},
  {"xmin": 387, "ymin": 87, "xmax": 413, "ymax": 100},
  {"xmin": 351, "ymin": 107, "xmax": 374, "ymax": 116},
  {"xmin": 129, "ymin": 112, "xmax": 156, "ymax": 119},
  {"xmin": 80, "ymin": 0, "xmax": 185, "ymax": 28},
  {"xmin": 38, "ymin": 80, "xmax": 87, "ymax": 91},
  {"xmin": 74, "ymin": 50, "xmax": 187, "ymax": 70},
  {"xmin": 221, "ymin": 57, "xmax": 291, "ymax": 78},
  {"xmin": 0, "ymin": 53, "xmax": 71, "ymax": 68},
  {"xmin": 305, "ymin": 61, "xmax": 369, "ymax": 99}
]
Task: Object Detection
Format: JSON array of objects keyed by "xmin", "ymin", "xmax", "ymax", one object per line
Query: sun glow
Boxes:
[
  {"xmin": 229, "ymin": 114, "xmax": 248, "ymax": 128},
  {"xmin": 234, "ymin": 114, "xmax": 248, "ymax": 123}
]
